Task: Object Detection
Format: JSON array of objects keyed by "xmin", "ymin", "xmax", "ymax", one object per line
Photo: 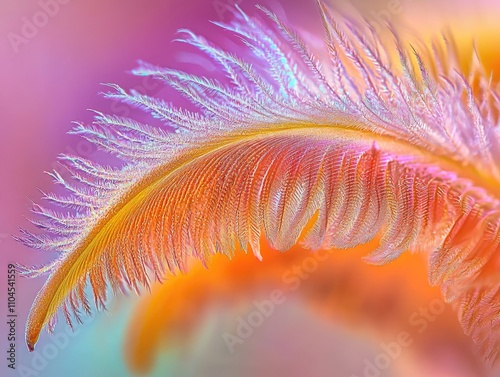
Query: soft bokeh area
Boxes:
[{"xmin": 1, "ymin": 0, "xmax": 500, "ymax": 376}]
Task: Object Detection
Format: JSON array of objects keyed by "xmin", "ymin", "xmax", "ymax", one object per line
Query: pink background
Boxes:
[{"xmin": 1, "ymin": 0, "xmax": 500, "ymax": 376}]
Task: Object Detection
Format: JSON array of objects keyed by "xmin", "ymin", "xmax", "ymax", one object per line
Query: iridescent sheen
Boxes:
[{"xmin": 18, "ymin": 1, "xmax": 499, "ymax": 362}]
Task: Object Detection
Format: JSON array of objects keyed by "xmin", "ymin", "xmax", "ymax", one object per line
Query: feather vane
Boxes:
[{"xmin": 19, "ymin": 1, "xmax": 500, "ymax": 361}]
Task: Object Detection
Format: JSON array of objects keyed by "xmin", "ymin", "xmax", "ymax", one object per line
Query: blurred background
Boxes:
[{"xmin": 1, "ymin": 0, "xmax": 500, "ymax": 376}]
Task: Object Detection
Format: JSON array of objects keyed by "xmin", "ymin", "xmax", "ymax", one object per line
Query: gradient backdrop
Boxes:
[{"xmin": 1, "ymin": 1, "xmax": 500, "ymax": 376}]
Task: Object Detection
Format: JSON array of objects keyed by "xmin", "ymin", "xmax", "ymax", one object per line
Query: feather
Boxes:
[{"xmin": 18, "ymin": 1, "xmax": 499, "ymax": 363}]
